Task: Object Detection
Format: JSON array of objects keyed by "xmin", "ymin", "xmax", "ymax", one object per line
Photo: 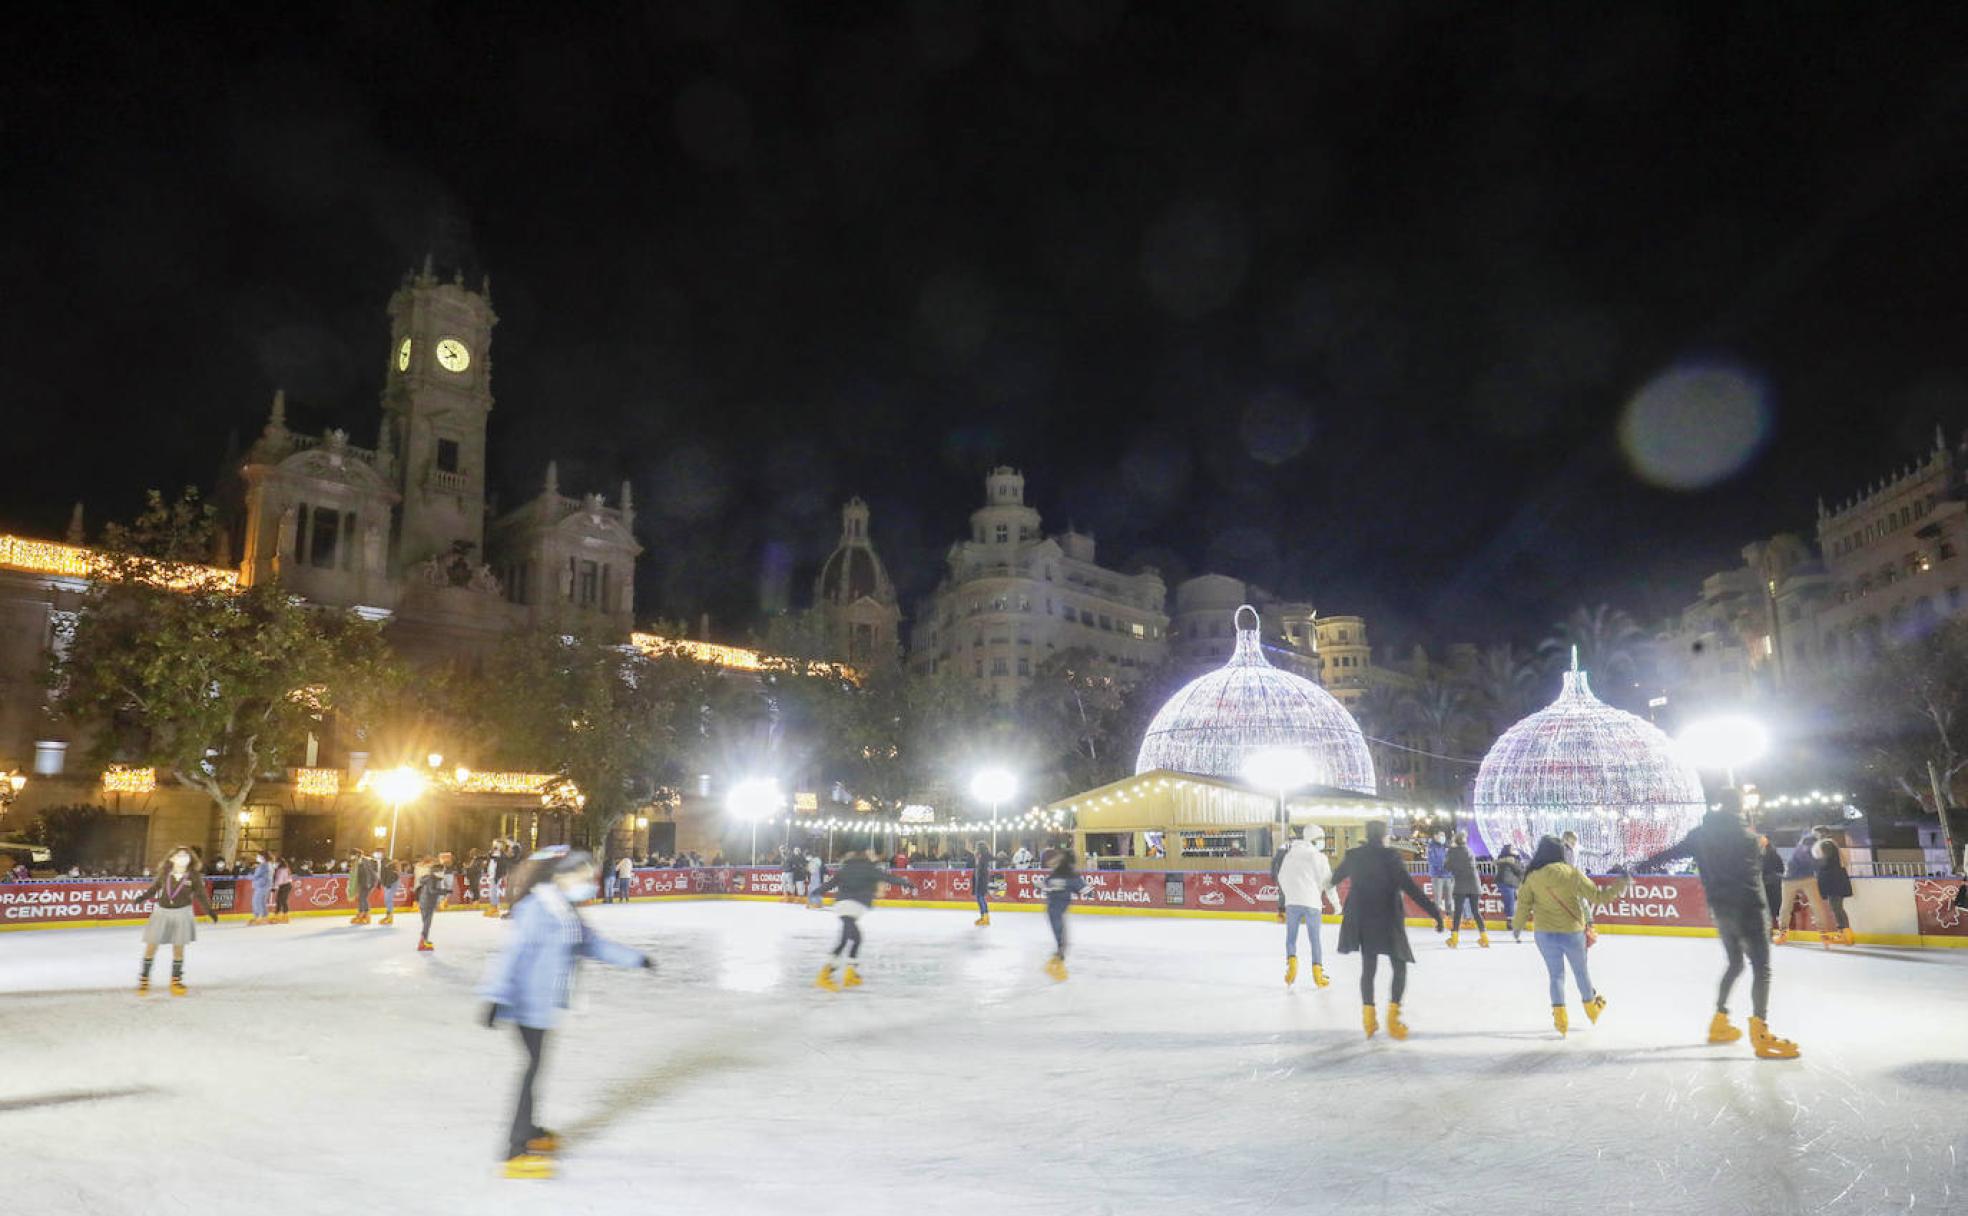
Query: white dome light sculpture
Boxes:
[
  {"xmin": 1471, "ymin": 658, "xmax": 1706, "ymax": 873},
  {"xmin": 1135, "ymin": 606, "xmax": 1376, "ymax": 796}
]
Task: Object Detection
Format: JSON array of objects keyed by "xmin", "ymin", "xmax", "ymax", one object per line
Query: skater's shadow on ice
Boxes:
[
  {"xmin": 563, "ymin": 1044, "xmax": 756, "ymax": 1142},
  {"xmin": 0, "ymin": 1085, "xmax": 157, "ymax": 1114},
  {"xmin": 1889, "ymin": 1060, "xmax": 1968, "ymax": 1089}
]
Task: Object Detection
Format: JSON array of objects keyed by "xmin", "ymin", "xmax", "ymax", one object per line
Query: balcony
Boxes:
[{"xmin": 427, "ymin": 468, "xmax": 470, "ymax": 494}]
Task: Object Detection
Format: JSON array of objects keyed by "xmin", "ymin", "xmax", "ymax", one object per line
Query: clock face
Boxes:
[
  {"xmin": 396, "ymin": 337, "xmax": 413, "ymax": 372},
  {"xmin": 435, "ymin": 338, "xmax": 471, "ymax": 373}
]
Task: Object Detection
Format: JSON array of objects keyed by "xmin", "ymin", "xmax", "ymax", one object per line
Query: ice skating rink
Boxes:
[{"xmin": 5, "ymin": 901, "xmax": 1966, "ymax": 1215}]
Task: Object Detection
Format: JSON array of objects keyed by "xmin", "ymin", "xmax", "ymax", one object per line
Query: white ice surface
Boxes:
[{"xmin": 4, "ymin": 902, "xmax": 1967, "ymax": 1215}]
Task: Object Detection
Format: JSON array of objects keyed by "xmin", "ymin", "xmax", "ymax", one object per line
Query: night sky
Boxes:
[{"xmin": 8, "ymin": 3, "xmax": 1968, "ymax": 652}]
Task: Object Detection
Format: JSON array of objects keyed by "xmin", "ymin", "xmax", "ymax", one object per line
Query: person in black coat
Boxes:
[
  {"xmin": 971, "ymin": 840, "xmax": 994, "ymax": 927},
  {"xmin": 1815, "ymin": 836, "xmax": 1854, "ymax": 946},
  {"xmin": 1758, "ymin": 836, "xmax": 1786, "ymax": 935},
  {"xmin": 1332, "ymin": 820, "xmax": 1443, "ymax": 1041}
]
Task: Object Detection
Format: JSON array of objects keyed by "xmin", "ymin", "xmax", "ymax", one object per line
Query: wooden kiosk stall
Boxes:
[{"xmin": 1051, "ymin": 768, "xmax": 1400, "ymax": 871}]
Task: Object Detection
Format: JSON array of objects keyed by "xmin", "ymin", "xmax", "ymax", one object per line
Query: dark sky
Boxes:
[{"xmin": 8, "ymin": 3, "xmax": 1968, "ymax": 652}]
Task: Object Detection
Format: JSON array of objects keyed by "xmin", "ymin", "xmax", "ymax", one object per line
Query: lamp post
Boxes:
[
  {"xmin": 1676, "ymin": 716, "xmax": 1769, "ymax": 793},
  {"xmin": 970, "ymin": 767, "xmax": 1017, "ymax": 855},
  {"xmin": 1242, "ymin": 747, "xmax": 1317, "ymax": 846},
  {"xmin": 0, "ymin": 769, "xmax": 27, "ymax": 819},
  {"xmin": 726, "ymin": 778, "xmax": 783, "ymax": 865},
  {"xmin": 370, "ymin": 766, "xmax": 428, "ymax": 861}
]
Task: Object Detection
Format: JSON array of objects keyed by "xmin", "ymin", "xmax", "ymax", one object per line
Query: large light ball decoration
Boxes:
[
  {"xmin": 1135, "ymin": 606, "xmax": 1376, "ymax": 795},
  {"xmin": 1472, "ymin": 666, "xmax": 1706, "ymax": 873}
]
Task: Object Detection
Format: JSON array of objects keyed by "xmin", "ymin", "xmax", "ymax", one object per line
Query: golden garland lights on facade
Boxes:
[
  {"xmin": 101, "ymin": 765, "xmax": 157, "ymax": 794},
  {"xmin": 295, "ymin": 767, "xmax": 341, "ymax": 797},
  {"xmin": 0, "ymin": 533, "xmax": 238, "ymax": 591},
  {"xmin": 629, "ymin": 632, "xmax": 860, "ymax": 683},
  {"xmin": 455, "ymin": 770, "xmax": 560, "ymax": 796}
]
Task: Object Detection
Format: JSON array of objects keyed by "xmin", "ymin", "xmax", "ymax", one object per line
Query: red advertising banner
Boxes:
[
  {"xmin": 1913, "ymin": 879, "xmax": 1968, "ymax": 937},
  {"xmin": 1182, "ymin": 871, "xmax": 1279, "ymax": 912}
]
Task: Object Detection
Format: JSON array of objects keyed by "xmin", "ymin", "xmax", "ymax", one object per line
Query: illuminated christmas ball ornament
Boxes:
[
  {"xmin": 1472, "ymin": 662, "xmax": 1706, "ymax": 873},
  {"xmin": 1135, "ymin": 606, "xmax": 1376, "ymax": 795}
]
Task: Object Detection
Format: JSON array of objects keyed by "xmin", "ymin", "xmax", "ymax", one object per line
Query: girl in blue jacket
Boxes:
[{"xmin": 479, "ymin": 847, "xmax": 651, "ymax": 1180}]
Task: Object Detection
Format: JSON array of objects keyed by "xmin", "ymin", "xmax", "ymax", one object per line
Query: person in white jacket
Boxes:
[{"xmin": 1274, "ymin": 825, "xmax": 1335, "ymax": 989}]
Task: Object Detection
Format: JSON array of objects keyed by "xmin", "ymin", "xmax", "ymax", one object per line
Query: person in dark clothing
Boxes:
[
  {"xmin": 1758, "ymin": 836, "xmax": 1786, "ymax": 936},
  {"xmin": 1042, "ymin": 849, "xmax": 1087, "ymax": 981},
  {"xmin": 972, "ymin": 840, "xmax": 994, "ymax": 927},
  {"xmin": 1444, "ymin": 832, "xmax": 1488, "ymax": 948},
  {"xmin": 137, "ymin": 845, "xmax": 220, "ymax": 995},
  {"xmin": 1332, "ymin": 821, "xmax": 1443, "ymax": 1040},
  {"xmin": 1815, "ymin": 837, "xmax": 1855, "ymax": 947},
  {"xmin": 814, "ymin": 849, "xmax": 916, "ymax": 990},
  {"xmin": 347, "ymin": 850, "xmax": 376, "ymax": 925},
  {"xmin": 1493, "ymin": 845, "xmax": 1525, "ymax": 942},
  {"xmin": 415, "ymin": 855, "xmax": 450, "ymax": 951},
  {"xmin": 1631, "ymin": 802, "xmax": 1800, "ymax": 1059}
]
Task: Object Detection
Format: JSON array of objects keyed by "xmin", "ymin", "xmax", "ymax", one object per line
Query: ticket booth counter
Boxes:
[{"xmin": 1051, "ymin": 769, "xmax": 1392, "ymax": 872}]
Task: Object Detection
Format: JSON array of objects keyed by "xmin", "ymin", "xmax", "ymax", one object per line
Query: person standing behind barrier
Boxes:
[
  {"xmin": 480, "ymin": 847, "xmax": 653, "ymax": 1180},
  {"xmin": 972, "ymin": 840, "xmax": 994, "ymax": 927},
  {"xmin": 614, "ymin": 855, "xmax": 634, "ymax": 904},
  {"xmin": 1815, "ymin": 837, "xmax": 1854, "ymax": 947},
  {"xmin": 1775, "ymin": 829, "xmax": 1826, "ymax": 944},
  {"xmin": 272, "ymin": 855, "xmax": 293, "ymax": 924},
  {"xmin": 1759, "ymin": 836, "xmax": 1785, "ymax": 937},
  {"xmin": 1444, "ymin": 832, "xmax": 1488, "ymax": 948},
  {"xmin": 1512, "ymin": 835, "xmax": 1630, "ymax": 1037},
  {"xmin": 484, "ymin": 841, "xmax": 508, "ymax": 918},
  {"xmin": 806, "ymin": 852, "xmax": 825, "ymax": 910},
  {"xmin": 1425, "ymin": 833, "xmax": 1453, "ymax": 932},
  {"xmin": 1277, "ymin": 825, "xmax": 1334, "ymax": 989},
  {"xmin": 348, "ymin": 850, "xmax": 376, "ymax": 925},
  {"xmin": 1493, "ymin": 845, "xmax": 1525, "ymax": 942}
]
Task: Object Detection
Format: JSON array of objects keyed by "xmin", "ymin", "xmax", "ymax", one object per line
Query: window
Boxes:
[
  {"xmin": 1080, "ymin": 609, "xmax": 1094, "ymax": 625},
  {"xmin": 1098, "ymin": 614, "xmax": 1112, "ymax": 631},
  {"xmin": 436, "ymin": 438, "xmax": 460, "ymax": 473},
  {"xmin": 308, "ymin": 506, "xmax": 341, "ymax": 569},
  {"xmin": 1130, "ymin": 622, "xmax": 1146, "ymax": 639},
  {"xmin": 1943, "ymin": 542, "xmax": 1958, "ymax": 561},
  {"xmin": 995, "ymin": 525, "xmax": 1008, "ymax": 544},
  {"xmin": 991, "ymin": 658, "xmax": 1008, "ymax": 676},
  {"xmin": 578, "ymin": 561, "xmax": 600, "ymax": 607},
  {"xmin": 974, "ymin": 660, "xmax": 983, "ymax": 678},
  {"xmin": 1017, "ymin": 657, "xmax": 1031, "ymax": 676}
]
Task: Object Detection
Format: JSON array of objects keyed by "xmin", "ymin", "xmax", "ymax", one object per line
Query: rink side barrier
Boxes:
[{"xmin": 4, "ymin": 868, "xmax": 1966, "ymax": 947}]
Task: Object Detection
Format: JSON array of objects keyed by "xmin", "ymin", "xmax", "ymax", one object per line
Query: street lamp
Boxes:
[
  {"xmin": 1243, "ymin": 747, "xmax": 1318, "ymax": 840},
  {"xmin": 970, "ymin": 767, "xmax": 1017, "ymax": 854},
  {"xmin": 726, "ymin": 778, "xmax": 783, "ymax": 865},
  {"xmin": 1676, "ymin": 716, "xmax": 1769, "ymax": 791},
  {"xmin": 370, "ymin": 765, "xmax": 428, "ymax": 860},
  {"xmin": 0, "ymin": 769, "xmax": 27, "ymax": 818}
]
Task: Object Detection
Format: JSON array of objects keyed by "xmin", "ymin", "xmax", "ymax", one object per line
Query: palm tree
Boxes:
[
  {"xmin": 1401, "ymin": 677, "xmax": 1478, "ymax": 802},
  {"xmin": 1539, "ymin": 603, "xmax": 1646, "ymax": 686},
  {"xmin": 1472, "ymin": 642, "xmax": 1535, "ymax": 735}
]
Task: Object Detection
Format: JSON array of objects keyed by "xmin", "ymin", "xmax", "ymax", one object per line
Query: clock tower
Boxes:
[{"xmin": 380, "ymin": 257, "xmax": 497, "ymax": 571}]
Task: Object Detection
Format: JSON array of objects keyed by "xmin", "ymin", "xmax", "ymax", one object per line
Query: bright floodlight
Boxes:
[
  {"xmin": 726, "ymin": 777, "xmax": 783, "ymax": 821},
  {"xmin": 371, "ymin": 766, "xmax": 427, "ymax": 806},
  {"xmin": 1677, "ymin": 716, "xmax": 1769, "ymax": 772},
  {"xmin": 970, "ymin": 767, "xmax": 1017, "ymax": 805},
  {"xmin": 1242, "ymin": 746, "xmax": 1318, "ymax": 793}
]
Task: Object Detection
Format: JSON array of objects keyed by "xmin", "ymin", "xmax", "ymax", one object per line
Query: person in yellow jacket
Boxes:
[{"xmin": 1510, "ymin": 836, "xmax": 1630, "ymax": 1037}]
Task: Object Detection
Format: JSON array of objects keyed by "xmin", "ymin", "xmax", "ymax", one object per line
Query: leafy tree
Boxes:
[
  {"xmin": 1400, "ymin": 676, "xmax": 1478, "ymax": 801},
  {"xmin": 1016, "ymin": 647, "xmax": 1131, "ymax": 797},
  {"xmin": 27, "ymin": 804, "xmax": 110, "ymax": 870},
  {"xmin": 1840, "ymin": 617, "xmax": 1968, "ymax": 856},
  {"xmin": 1540, "ymin": 603, "xmax": 1646, "ymax": 702},
  {"xmin": 53, "ymin": 490, "xmax": 401, "ymax": 862}
]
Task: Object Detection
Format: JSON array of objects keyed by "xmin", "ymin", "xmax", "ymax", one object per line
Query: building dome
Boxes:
[
  {"xmin": 1135, "ymin": 606, "xmax": 1376, "ymax": 795},
  {"xmin": 818, "ymin": 547, "xmax": 882, "ymax": 604},
  {"xmin": 1471, "ymin": 666, "xmax": 1706, "ymax": 872}
]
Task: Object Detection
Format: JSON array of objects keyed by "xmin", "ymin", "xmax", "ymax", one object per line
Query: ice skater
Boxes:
[
  {"xmin": 1275, "ymin": 825, "xmax": 1333, "ymax": 989},
  {"xmin": 414, "ymin": 855, "xmax": 448, "ymax": 951},
  {"xmin": 806, "ymin": 851, "xmax": 825, "ymax": 909},
  {"xmin": 1816, "ymin": 835, "xmax": 1854, "ymax": 947},
  {"xmin": 247, "ymin": 850, "xmax": 274, "ymax": 926},
  {"xmin": 1042, "ymin": 848, "xmax": 1085, "ymax": 981},
  {"xmin": 1493, "ymin": 844, "xmax": 1524, "ymax": 942},
  {"xmin": 377, "ymin": 850, "xmax": 400, "ymax": 925},
  {"xmin": 1774, "ymin": 828, "xmax": 1828, "ymax": 945},
  {"xmin": 484, "ymin": 840, "xmax": 508, "ymax": 918},
  {"xmin": 1511, "ymin": 835, "xmax": 1630, "ymax": 1036},
  {"xmin": 1759, "ymin": 835, "xmax": 1785, "ymax": 938},
  {"xmin": 1333, "ymin": 821, "xmax": 1443, "ymax": 1040},
  {"xmin": 136, "ymin": 845, "xmax": 219, "ymax": 996},
  {"xmin": 972, "ymin": 839, "xmax": 993, "ymax": 926},
  {"xmin": 480, "ymin": 846, "xmax": 653, "ymax": 1180},
  {"xmin": 1425, "ymin": 832, "xmax": 1453, "ymax": 930},
  {"xmin": 1444, "ymin": 831, "xmax": 1488, "ymax": 948},
  {"xmin": 347, "ymin": 849, "xmax": 376, "ymax": 924},
  {"xmin": 814, "ymin": 847, "xmax": 916, "ymax": 990},
  {"xmin": 1630, "ymin": 795, "xmax": 1801, "ymax": 1059},
  {"xmin": 272, "ymin": 854, "xmax": 293, "ymax": 924}
]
